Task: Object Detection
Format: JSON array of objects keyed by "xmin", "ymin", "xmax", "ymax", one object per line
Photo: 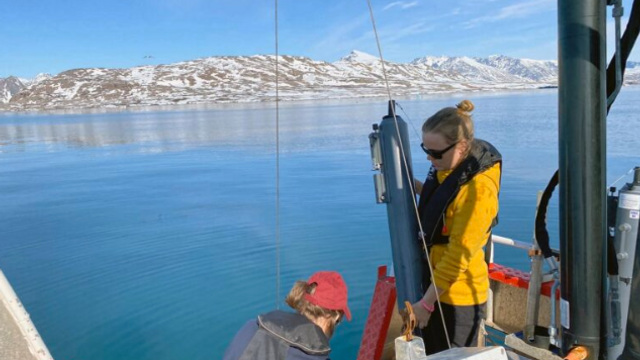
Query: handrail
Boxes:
[
  {"xmin": 491, "ymin": 234, "xmax": 560, "ymax": 256},
  {"xmin": 491, "ymin": 234, "xmax": 536, "ymax": 251}
]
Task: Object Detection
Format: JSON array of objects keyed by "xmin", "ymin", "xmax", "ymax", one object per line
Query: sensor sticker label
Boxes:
[
  {"xmin": 561, "ymin": 298, "xmax": 570, "ymax": 329},
  {"xmin": 631, "ymin": 210, "xmax": 640, "ymax": 220},
  {"xmin": 620, "ymin": 193, "xmax": 640, "ymax": 211}
]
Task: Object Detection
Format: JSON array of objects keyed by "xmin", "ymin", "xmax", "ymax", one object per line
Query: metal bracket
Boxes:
[{"xmin": 370, "ymin": 127, "xmax": 387, "ymax": 203}]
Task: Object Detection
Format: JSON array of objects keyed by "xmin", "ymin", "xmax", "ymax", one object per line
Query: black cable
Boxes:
[
  {"xmin": 607, "ymin": 0, "xmax": 640, "ymax": 112},
  {"xmin": 534, "ymin": 171, "xmax": 559, "ymax": 259}
]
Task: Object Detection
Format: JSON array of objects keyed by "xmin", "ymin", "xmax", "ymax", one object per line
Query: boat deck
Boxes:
[
  {"xmin": 0, "ymin": 270, "xmax": 52, "ymax": 360},
  {"xmin": 0, "ymin": 298, "xmax": 39, "ymax": 360}
]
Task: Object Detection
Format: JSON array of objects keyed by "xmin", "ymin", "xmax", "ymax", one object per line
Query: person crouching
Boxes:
[{"xmin": 223, "ymin": 271, "xmax": 352, "ymax": 360}]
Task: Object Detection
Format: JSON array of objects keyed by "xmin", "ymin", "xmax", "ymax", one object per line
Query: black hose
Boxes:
[
  {"xmin": 534, "ymin": 171, "xmax": 559, "ymax": 259},
  {"xmin": 607, "ymin": 0, "xmax": 640, "ymax": 113},
  {"xmin": 608, "ymin": 192, "xmax": 620, "ymax": 276}
]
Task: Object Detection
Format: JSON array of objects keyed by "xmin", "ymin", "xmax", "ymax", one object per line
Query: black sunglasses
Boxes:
[{"xmin": 420, "ymin": 141, "xmax": 458, "ymax": 160}]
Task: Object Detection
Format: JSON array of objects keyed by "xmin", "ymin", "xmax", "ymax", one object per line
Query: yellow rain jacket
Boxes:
[{"xmin": 429, "ymin": 162, "xmax": 501, "ymax": 306}]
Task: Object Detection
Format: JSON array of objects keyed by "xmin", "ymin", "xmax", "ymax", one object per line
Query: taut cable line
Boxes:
[{"xmin": 274, "ymin": 0, "xmax": 281, "ymax": 310}]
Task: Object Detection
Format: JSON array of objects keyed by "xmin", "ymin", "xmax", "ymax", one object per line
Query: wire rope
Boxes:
[{"xmin": 274, "ymin": 0, "xmax": 281, "ymax": 310}]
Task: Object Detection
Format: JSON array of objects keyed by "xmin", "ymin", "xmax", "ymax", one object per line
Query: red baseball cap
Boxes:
[{"xmin": 303, "ymin": 271, "xmax": 352, "ymax": 321}]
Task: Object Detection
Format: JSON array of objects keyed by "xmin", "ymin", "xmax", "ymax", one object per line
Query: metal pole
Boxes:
[
  {"xmin": 371, "ymin": 101, "xmax": 423, "ymax": 306},
  {"xmin": 525, "ymin": 192, "xmax": 545, "ymax": 344},
  {"xmin": 558, "ymin": 0, "xmax": 607, "ymax": 359}
]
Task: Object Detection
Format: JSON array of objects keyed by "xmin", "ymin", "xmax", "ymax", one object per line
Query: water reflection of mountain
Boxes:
[
  {"xmin": 0, "ymin": 106, "xmax": 283, "ymax": 153},
  {"xmin": 0, "ymin": 101, "xmax": 382, "ymax": 155},
  {"xmin": 1, "ymin": 88, "xmax": 639, "ymax": 159}
]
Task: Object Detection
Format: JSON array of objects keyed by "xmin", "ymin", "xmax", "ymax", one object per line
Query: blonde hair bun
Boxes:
[{"xmin": 456, "ymin": 100, "xmax": 474, "ymax": 113}]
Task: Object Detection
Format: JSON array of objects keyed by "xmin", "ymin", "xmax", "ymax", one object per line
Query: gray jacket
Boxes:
[{"xmin": 222, "ymin": 310, "xmax": 331, "ymax": 360}]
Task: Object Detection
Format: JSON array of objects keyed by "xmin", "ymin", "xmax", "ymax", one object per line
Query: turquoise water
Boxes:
[{"xmin": 1, "ymin": 89, "xmax": 639, "ymax": 360}]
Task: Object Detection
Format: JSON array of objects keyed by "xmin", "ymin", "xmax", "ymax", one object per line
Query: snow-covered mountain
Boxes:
[
  {"xmin": 339, "ymin": 50, "xmax": 383, "ymax": 65},
  {"xmin": 0, "ymin": 76, "xmax": 26, "ymax": 104},
  {"xmin": 411, "ymin": 55, "xmax": 558, "ymax": 83},
  {"xmin": 1, "ymin": 73, "xmax": 54, "ymax": 104},
  {"xmin": 411, "ymin": 56, "xmax": 523, "ymax": 83},
  {"xmin": 0, "ymin": 50, "xmax": 616, "ymax": 112},
  {"xmin": 18, "ymin": 73, "xmax": 53, "ymax": 88},
  {"xmin": 626, "ymin": 61, "xmax": 640, "ymax": 85},
  {"xmin": 475, "ymin": 55, "xmax": 558, "ymax": 82}
]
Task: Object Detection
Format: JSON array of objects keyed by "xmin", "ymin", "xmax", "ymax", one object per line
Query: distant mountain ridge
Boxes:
[
  {"xmin": 19, "ymin": 73, "xmax": 53, "ymax": 88},
  {"xmin": 475, "ymin": 55, "xmax": 558, "ymax": 82},
  {"xmin": 1, "ymin": 73, "xmax": 51, "ymax": 105},
  {"xmin": 0, "ymin": 77, "xmax": 25, "ymax": 104},
  {"xmin": 0, "ymin": 51, "xmax": 636, "ymax": 111}
]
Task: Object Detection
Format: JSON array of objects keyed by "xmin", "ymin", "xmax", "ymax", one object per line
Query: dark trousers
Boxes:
[{"xmin": 420, "ymin": 301, "xmax": 486, "ymax": 355}]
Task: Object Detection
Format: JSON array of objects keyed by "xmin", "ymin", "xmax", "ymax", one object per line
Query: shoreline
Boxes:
[{"xmin": 0, "ymin": 86, "xmax": 561, "ymax": 117}]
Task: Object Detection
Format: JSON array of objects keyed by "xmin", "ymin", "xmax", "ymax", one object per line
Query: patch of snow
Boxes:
[{"xmin": 338, "ymin": 50, "xmax": 384, "ymax": 65}]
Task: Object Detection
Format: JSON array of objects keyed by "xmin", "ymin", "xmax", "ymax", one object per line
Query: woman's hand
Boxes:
[
  {"xmin": 412, "ymin": 301, "xmax": 432, "ymax": 329},
  {"xmin": 414, "ymin": 178, "xmax": 423, "ymax": 194}
]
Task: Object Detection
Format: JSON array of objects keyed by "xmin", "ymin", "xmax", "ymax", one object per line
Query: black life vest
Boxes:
[{"xmin": 417, "ymin": 139, "xmax": 502, "ymax": 247}]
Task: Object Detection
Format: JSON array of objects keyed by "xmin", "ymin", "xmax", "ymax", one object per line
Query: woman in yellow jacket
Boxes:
[{"xmin": 412, "ymin": 99, "xmax": 501, "ymax": 354}]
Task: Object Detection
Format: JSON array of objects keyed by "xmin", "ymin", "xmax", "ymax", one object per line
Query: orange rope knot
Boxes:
[{"xmin": 402, "ymin": 301, "xmax": 417, "ymax": 341}]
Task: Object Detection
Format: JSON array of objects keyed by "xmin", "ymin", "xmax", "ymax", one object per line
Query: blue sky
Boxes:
[{"xmin": 1, "ymin": 0, "xmax": 638, "ymax": 78}]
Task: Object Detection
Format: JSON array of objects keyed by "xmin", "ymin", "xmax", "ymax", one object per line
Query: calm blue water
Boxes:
[{"xmin": 1, "ymin": 89, "xmax": 639, "ymax": 360}]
